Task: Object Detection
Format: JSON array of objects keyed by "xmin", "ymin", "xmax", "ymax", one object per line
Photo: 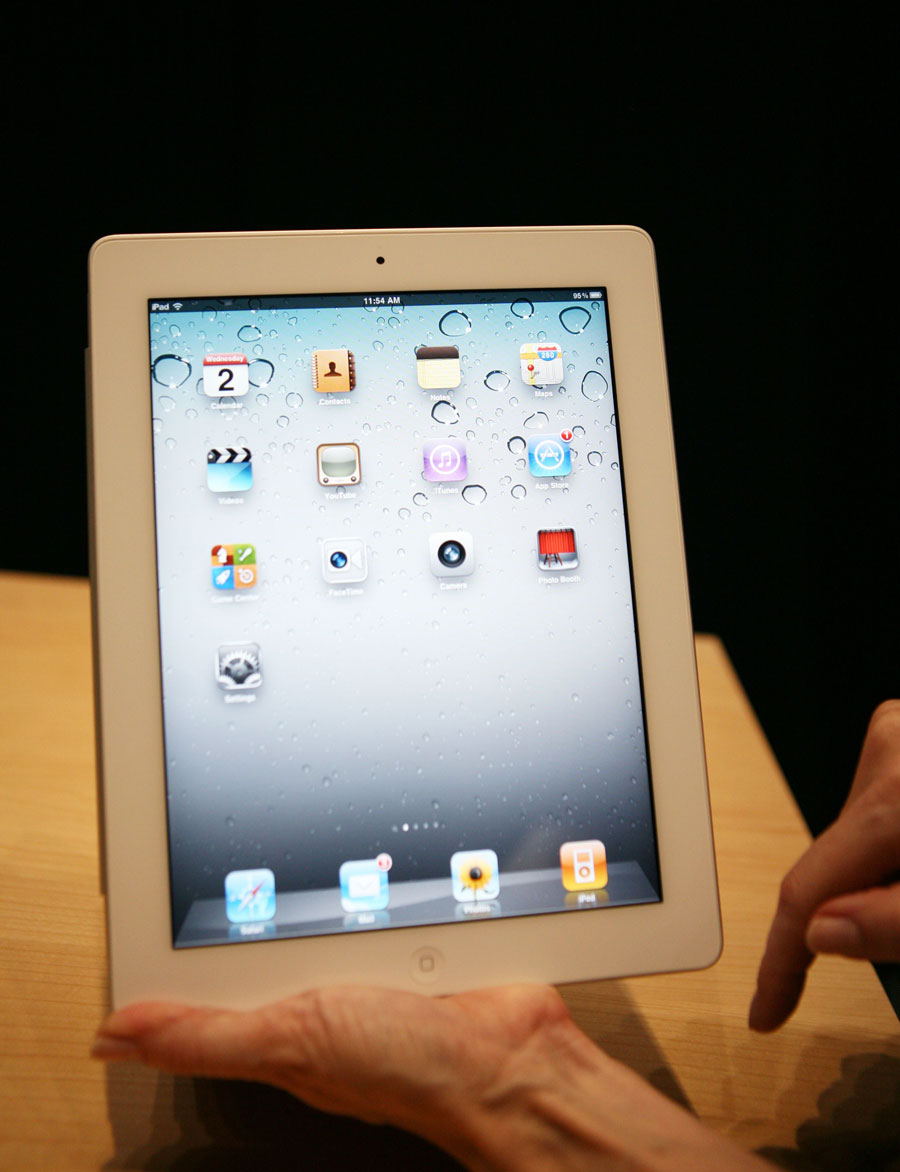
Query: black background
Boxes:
[{"xmin": 9, "ymin": 24, "xmax": 895, "ymax": 871}]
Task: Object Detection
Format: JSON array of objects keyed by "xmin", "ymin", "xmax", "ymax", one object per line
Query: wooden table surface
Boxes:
[{"xmin": 1, "ymin": 572, "xmax": 897, "ymax": 1171}]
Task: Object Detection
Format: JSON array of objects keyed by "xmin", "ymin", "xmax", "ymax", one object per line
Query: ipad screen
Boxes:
[{"xmin": 147, "ymin": 288, "xmax": 661, "ymax": 947}]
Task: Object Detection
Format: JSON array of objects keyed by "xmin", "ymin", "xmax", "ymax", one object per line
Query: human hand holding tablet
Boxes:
[{"xmin": 88, "ymin": 226, "xmax": 720, "ymax": 1008}]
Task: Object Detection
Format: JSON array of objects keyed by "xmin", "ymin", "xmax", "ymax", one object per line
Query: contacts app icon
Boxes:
[{"xmin": 312, "ymin": 349, "xmax": 356, "ymax": 392}]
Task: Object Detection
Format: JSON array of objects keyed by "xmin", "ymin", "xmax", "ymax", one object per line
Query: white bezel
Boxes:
[{"xmin": 88, "ymin": 226, "xmax": 720, "ymax": 1008}]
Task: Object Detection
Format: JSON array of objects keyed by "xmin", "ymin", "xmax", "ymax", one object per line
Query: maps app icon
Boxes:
[{"xmin": 520, "ymin": 342, "xmax": 564, "ymax": 387}]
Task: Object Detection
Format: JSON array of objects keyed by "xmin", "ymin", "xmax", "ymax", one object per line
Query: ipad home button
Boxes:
[{"xmin": 410, "ymin": 946, "xmax": 443, "ymax": 984}]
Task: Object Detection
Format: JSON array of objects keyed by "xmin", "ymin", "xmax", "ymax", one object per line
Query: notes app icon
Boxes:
[
  {"xmin": 423, "ymin": 439, "xmax": 467, "ymax": 482},
  {"xmin": 312, "ymin": 349, "xmax": 356, "ymax": 392},
  {"xmin": 416, "ymin": 345, "xmax": 461, "ymax": 390}
]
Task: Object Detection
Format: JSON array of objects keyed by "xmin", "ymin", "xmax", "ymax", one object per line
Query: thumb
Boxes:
[
  {"xmin": 91, "ymin": 1000, "xmax": 289, "ymax": 1083},
  {"xmin": 805, "ymin": 883, "xmax": 900, "ymax": 963}
]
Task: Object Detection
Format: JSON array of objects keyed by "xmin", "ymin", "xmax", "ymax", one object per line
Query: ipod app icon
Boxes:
[{"xmin": 559, "ymin": 840, "xmax": 608, "ymax": 891}]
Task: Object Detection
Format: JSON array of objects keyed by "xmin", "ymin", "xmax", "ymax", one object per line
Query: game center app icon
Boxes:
[
  {"xmin": 203, "ymin": 353, "xmax": 249, "ymax": 398},
  {"xmin": 423, "ymin": 438, "xmax": 467, "ymax": 482},
  {"xmin": 207, "ymin": 446, "xmax": 253, "ymax": 492},
  {"xmin": 450, "ymin": 849, "xmax": 500, "ymax": 902},
  {"xmin": 216, "ymin": 644, "xmax": 261, "ymax": 690},
  {"xmin": 312, "ymin": 349, "xmax": 355, "ymax": 392},
  {"xmin": 211, "ymin": 544, "xmax": 258, "ymax": 590},
  {"xmin": 520, "ymin": 342, "xmax": 564, "ymax": 387},
  {"xmin": 559, "ymin": 840, "xmax": 608, "ymax": 891},
  {"xmin": 527, "ymin": 432, "xmax": 573, "ymax": 477},
  {"xmin": 224, "ymin": 868, "xmax": 276, "ymax": 923}
]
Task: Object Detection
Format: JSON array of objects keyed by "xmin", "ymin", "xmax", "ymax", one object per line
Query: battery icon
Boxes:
[{"xmin": 589, "ymin": 291, "xmax": 602, "ymax": 299}]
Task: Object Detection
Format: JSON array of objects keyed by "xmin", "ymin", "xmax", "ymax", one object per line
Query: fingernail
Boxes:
[
  {"xmin": 91, "ymin": 1035, "xmax": 140, "ymax": 1061},
  {"xmin": 806, "ymin": 916, "xmax": 863, "ymax": 956}
]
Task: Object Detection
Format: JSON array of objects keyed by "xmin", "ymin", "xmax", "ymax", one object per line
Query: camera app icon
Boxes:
[
  {"xmin": 428, "ymin": 531, "xmax": 475, "ymax": 578},
  {"xmin": 321, "ymin": 538, "xmax": 368, "ymax": 584}
]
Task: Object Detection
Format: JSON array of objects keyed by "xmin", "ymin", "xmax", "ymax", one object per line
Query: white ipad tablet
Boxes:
[{"xmin": 88, "ymin": 226, "xmax": 720, "ymax": 1009}]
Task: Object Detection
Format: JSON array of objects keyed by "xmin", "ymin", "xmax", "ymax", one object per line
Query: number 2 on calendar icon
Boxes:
[{"xmin": 203, "ymin": 353, "xmax": 249, "ymax": 398}]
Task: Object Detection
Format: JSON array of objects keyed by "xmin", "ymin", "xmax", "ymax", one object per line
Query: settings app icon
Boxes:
[{"xmin": 216, "ymin": 644, "xmax": 262, "ymax": 690}]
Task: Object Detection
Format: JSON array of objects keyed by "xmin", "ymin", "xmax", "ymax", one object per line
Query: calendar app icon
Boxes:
[{"xmin": 203, "ymin": 353, "xmax": 250, "ymax": 397}]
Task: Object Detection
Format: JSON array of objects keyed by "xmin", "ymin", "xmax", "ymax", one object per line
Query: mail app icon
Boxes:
[{"xmin": 339, "ymin": 858, "xmax": 390, "ymax": 912}]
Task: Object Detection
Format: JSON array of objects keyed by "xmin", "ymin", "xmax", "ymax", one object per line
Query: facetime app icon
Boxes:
[
  {"xmin": 317, "ymin": 442, "xmax": 361, "ymax": 486},
  {"xmin": 416, "ymin": 345, "xmax": 461, "ymax": 390},
  {"xmin": 312, "ymin": 349, "xmax": 356, "ymax": 392},
  {"xmin": 321, "ymin": 538, "xmax": 368, "ymax": 584},
  {"xmin": 559, "ymin": 840, "xmax": 608, "ymax": 891}
]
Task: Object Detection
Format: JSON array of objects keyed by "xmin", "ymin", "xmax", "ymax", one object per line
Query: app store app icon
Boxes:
[{"xmin": 527, "ymin": 432, "xmax": 572, "ymax": 478}]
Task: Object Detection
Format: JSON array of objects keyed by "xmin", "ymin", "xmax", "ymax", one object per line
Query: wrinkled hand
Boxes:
[
  {"xmin": 92, "ymin": 984, "xmax": 562, "ymax": 1136},
  {"xmin": 92, "ymin": 983, "xmax": 768, "ymax": 1171},
  {"xmin": 750, "ymin": 700, "xmax": 900, "ymax": 1031}
]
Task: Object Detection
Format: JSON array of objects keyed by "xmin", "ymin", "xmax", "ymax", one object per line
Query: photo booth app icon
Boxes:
[
  {"xmin": 207, "ymin": 447, "xmax": 253, "ymax": 492},
  {"xmin": 317, "ymin": 443, "xmax": 361, "ymax": 486},
  {"xmin": 416, "ymin": 345, "xmax": 461, "ymax": 390},
  {"xmin": 537, "ymin": 529, "xmax": 578, "ymax": 571},
  {"xmin": 559, "ymin": 840, "xmax": 608, "ymax": 891},
  {"xmin": 312, "ymin": 349, "xmax": 356, "ymax": 392}
]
